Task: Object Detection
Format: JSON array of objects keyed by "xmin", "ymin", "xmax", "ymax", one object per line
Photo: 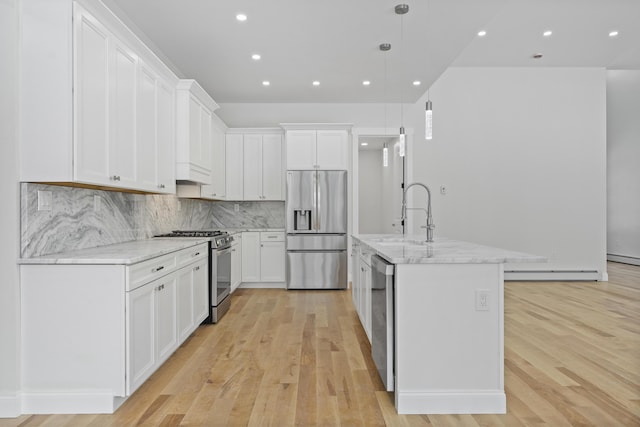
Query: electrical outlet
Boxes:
[
  {"xmin": 234, "ymin": 203, "xmax": 240, "ymax": 212},
  {"xmin": 37, "ymin": 190, "xmax": 52, "ymax": 211},
  {"xmin": 475, "ymin": 289, "xmax": 490, "ymax": 311},
  {"xmin": 440, "ymin": 185, "xmax": 447, "ymax": 195}
]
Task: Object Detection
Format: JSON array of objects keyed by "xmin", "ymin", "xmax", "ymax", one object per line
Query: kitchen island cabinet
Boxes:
[
  {"xmin": 352, "ymin": 234, "xmax": 545, "ymax": 415},
  {"xmin": 19, "ymin": 240, "xmax": 209, "ymax": 414}
]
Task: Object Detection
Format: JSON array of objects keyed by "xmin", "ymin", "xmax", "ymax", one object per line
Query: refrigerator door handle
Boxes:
[{"xmin": 314, "ymin": 171, "xmax": 320, "ymax": 231}]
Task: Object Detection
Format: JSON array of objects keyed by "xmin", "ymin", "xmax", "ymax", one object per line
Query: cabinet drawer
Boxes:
[
  {"xmin": 359, "ymin": 248, "xmax": 373, "ymax": 267},
  {"xmin": 176, "ymin": 243, "xmax": 209, "ymax": 268},
  {"xmin": 128, "ymin": 253, "xmax": 177, "ymax": 291},
  {"xmin": 260, "ymin": 231, "xmax": 284, "ymax": 242}
]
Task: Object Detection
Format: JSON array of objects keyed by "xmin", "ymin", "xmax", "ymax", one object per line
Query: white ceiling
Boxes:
[{"xmin": 106, "ymin": 0, "xmax": 640, "ymax": 104}]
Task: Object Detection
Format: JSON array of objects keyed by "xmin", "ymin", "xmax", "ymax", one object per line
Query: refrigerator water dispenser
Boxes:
[{"xmin": 293, "ymin": 209, "xmax": 312, "ymax": 231}]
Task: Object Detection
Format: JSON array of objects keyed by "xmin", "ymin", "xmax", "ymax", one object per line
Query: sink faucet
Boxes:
[{"xmin": 401, "ymin": 182, "xmax": 435, "ymax": 242}]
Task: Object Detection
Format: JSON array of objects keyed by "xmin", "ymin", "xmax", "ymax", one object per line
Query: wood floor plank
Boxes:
[{"xmin": 2, "ymin": 262, "xmax": 638, "ymax": 427}]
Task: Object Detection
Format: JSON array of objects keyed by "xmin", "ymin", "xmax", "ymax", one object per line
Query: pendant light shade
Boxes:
[
  {"xmin": 425, "ymin": 100, "xmax": 433, "ymax": 140},
  {"xmin": 398, "ymin": 127, "xmax": 406, "ymax": 157},
  {"xmin": 383, "ymin": 143, "xmax": 389, "ymax": 167}
]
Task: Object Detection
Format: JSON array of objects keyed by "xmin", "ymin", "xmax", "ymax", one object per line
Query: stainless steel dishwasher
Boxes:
[{"xmin": 371, "ymin": 254, "xmax": 394, "ymax": 392}]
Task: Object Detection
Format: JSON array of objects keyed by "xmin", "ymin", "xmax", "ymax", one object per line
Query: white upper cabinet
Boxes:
[
  {"xmin": 20, "ymin": 1, "xmax": 178, "ymax": 194},
  {"xmin": 201, "ymin": 115, "xmax": 227, "ymax": 199},
  {"xmin": 176, "ymin": 80, "xmax": 218, "ymax": 185},
  {"xmin": 225, "ymin": 134, "xmax": 244, "ymax": 200},
  {"xmin": 283, "ymin": 125, "xmax": 352, "ymax": 170},
  {"xmin": 243, "ymin": 133, "xmax": 283, "ymax": 201}
]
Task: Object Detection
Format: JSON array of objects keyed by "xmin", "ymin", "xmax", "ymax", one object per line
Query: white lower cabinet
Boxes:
[
  {"xmin": 351, "ymin": 244, "xmax": 372, "ymax": 342},
  {"xmin": 241, "ymin": 231, "xmax": 285, "ymax": 284},
  {"xmin": 20, "ymin": 242, "xmax": 208, "ymax": 414},
  {"xmin": 230, "ymin": 235, "xmax": 242, "ymax": 293}
]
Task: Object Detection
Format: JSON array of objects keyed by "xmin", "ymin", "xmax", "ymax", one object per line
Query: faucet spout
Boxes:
[{"xmin": 402, "ymin": 182, "xmax": 435, "ymax": 242}]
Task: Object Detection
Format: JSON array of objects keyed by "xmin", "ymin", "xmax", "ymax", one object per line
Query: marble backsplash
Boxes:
[{"xmin": 21, "ymin": 183, "xmax": 284, "ymax": 258}]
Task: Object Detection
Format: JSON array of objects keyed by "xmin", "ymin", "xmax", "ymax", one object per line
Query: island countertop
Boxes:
[{"xmin": 353, "ymin": 234, "xmax": 546, "ymax": 265}]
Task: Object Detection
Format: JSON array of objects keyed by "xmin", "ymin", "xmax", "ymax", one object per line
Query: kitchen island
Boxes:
[{"xmin": 352, "ymin": 234, "xmax": 545, "ymax": 415}]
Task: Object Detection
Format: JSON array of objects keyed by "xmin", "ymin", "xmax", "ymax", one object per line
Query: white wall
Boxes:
[
  {"xmin": 606, "ymin": 70, "xmax": 640, "ymax": 265},
  {"xmin": 408, "ymin": 67, "xmax": 607, "ymax": 278},
  {"xmin": 358, "ymin": 150, "xmax": 384, "ymax": 233},
  {"xmin": 0, "ymin": 0, "xmax": 21, "ymax": 416}
]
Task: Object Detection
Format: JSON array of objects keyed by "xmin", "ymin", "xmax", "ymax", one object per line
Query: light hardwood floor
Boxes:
[{"xmin": 3, "ymin": 261, "xmax": 639, "ymax": 426}]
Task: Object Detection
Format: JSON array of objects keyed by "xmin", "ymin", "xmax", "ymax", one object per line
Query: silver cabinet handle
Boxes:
[
  {"xmin": 111, "ymin": 175, "xmax": 121, "ymax": 181},
  {"xmin": 156, "ymin": 284, "xmax": 165, "ymax": 291},
  {"xmin": 158, "ymin": 184, "xmax": 165, "ymax": 189},
  {"xmin": 194, "ymin": 252, "xmax": 200, "ymax": 257},
  {"xmin": 266, "ymin": 236, "xmax": 278, "ymax": 239},
  {"xmin": 152, "ymin": 265, "xmax": 165, "ymax": 273},
  {"xmin": 194, "ymin": 266, "xmax": 200, "ymax": 271}
]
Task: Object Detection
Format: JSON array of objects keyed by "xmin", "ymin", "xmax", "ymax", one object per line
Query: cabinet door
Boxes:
[
  {"xmin": 241, "ymin": 232, "xmax": 261, "ymax": 282},
  {"xmin": 262, "ymin": 134, "xmax": 283, "ymax": 200},
  {"xmin": 199, "ymin": 107, "xmax": 213, "ymax": 179},
  {"xmin": 243, "ymin": 134, "xmax": 263, "ymax": 200},
  {"xmin": 155, "ymin": 273, "xmax": 178, "ymax": 364},
  {"xmin": 126, "ymin": 281, "xmax": 155, "ymax": 395},
  {"xmin": 225, "ymin": 134, "xmax": 244, "ymax": 200},
  {"xmin": 360, "ymin": 258, "xmax": 372, "ymax": 342},
  {"xmin": 351, "ymin": 244, "xmax": 360, "ymax": 310},
  {"xmin": 316, "ymin": 130, "xmax": 348, "ymax": 170},
  {"xmin": 231, "ymin": 239, "xmax": 242, "ymax": 293},
  {"xmin": 192, "ymin": 259, "xmax": 209, "ymax": 325},
  {"xmin": 74, "ymin": 8, "xmax": 110, "ymax": 185},
  {"xmin": 286, "ymin": 130, "xmax": 316, "ymax": 170},
  {"xmin": 176, "ymin": 267, "xmax": 194, "ymax": 343},
  {"xmin": 109, "ymin": 41, "xmax": 138, "ymax": 188},
  {"xmin": 260, "ymin": 241, "xmax": 285, "ymax": 282},
  {"xmin": 156, "ymin": 79, "xmax": 176, "ymax": 193},
  {"xmin": 137, "ymin": 64, "xmax": 158, "ymax": 191},
  {"xmin": 202, "ymin": 118, "xmax": 226, "ymax": 199}
]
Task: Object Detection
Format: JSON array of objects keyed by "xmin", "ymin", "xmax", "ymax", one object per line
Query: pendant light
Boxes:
[
  {"xmin": 425, "ymin": 94, "xmax": 433, "ymax": 140},
  {"xmin": 380, "ymin": 43, "xmax": 391, "ymax": 168},
  {"xmin": 383, "ymin": 143, "xmax": 389, "ymax": 167},
  {"xmin": 395, "ymin": 4, "xmax": 409, "ymax": 157}
]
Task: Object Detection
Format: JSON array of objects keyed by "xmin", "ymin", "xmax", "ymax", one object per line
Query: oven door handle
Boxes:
[{"xmin": 216, "ymin": 246, "xmax": 232, "ymax": 256}]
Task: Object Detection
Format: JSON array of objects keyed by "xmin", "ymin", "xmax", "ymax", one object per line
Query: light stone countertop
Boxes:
[
  {"xmin": 353, "ymin": 234, "xmax": 547, "ymax": 265},
  {"xmin": 223, "ymin": 228, "xmax": 285, "ymax": 235},
  {"xmin": 18, "ymin": 238, "xmax": 210, "ymax": 265}
]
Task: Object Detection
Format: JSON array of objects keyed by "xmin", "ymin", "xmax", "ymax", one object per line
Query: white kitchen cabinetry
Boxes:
[
  {"xmin": 20, "ymin": 242, "xmax": 208, "ymax": 414},
  {"xmin": 21, "ymin": 1, "xmax": 177, "ymax": 194},
  {"xmin": 201, "ymin": 115, "xmax": 227, "ymax": 199},
  {"xmin": 230, "ymin": 234, "xmax": 242, "ymax": 293},
  {"xmin": 225, "ymin": 134, "xmax": 244, "ymax": 200},
  {"xmin": 284, "ymin": 127, "xmax": 351, "ymax": 170},
  {"xmin": 350, "ymin": 243, "xmax": 372, "ymax": 342},
  {"xmin": 176, "ymin": 80, "xmax": 218, "ymax": 184},
  {"xmin": 243, "ymin": 133, "xmax": 283, "ymax": 200},
  {"xmin": 241, "ymin": 231, "xmax": 285, "ymax": 284}
]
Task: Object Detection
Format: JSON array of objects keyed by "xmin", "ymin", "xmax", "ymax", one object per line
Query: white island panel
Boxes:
[{"xmin": 395, "ymin": 263, "xmax": 505, "ymax": 414}]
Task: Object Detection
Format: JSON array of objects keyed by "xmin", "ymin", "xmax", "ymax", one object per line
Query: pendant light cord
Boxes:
[{"xmin": 400, "ymin": 13, "xmax": 404, "ymax": 128}]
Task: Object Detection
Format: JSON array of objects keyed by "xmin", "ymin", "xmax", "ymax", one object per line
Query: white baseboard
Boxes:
[
  {"xmin": 504, "ymin": 270, "xmax": 602, "ymax": 281},
  {"xmin": 395, "ymin": 390, "xmax": 506, "ymax": 414},
  {"xmin": 608, "ymin": 254, "xmax": 640, "ymax": 266},
  {"xmin": 21, "ymin": 392, "xmax": 118, "ymax": 414},
  {"xmin": 238, "ymin": 282, "xmax": 285, "ymax": 289},
  {"xmin": 0, "ymin": 394, "xmax": 21, "ymax": 418}
]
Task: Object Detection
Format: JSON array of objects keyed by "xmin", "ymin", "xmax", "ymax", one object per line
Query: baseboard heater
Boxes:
[
  {"xmin": 505, "ymin": 270, "xmax": 600, "ymax": 281},
  {"xmin": 607, "ymin": 254, "xmax": 640, "ymax": 266}
]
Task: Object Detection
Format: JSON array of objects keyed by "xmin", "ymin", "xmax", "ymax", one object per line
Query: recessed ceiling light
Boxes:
[
  {"xmin": 478, "ymin": 30, "xmax": 487, "ymax": 37},
  {"xmin": 236, "ymin": 13, "xmax": 247, "ymax": 22},
  {"xmin": 361, "ymin": 142, "xmax": 369, "ymax": 146},
  {"xmin": 251, "ymin": 54, "xmax": 261, "ymax": 60},
  {"xmin": 262, "ymin": 81, "xmax": 270, "ymax": 86},
  {"xmin": 413, "ymin": 81, "xmax": 421, "ymax": 86},
  {"xmin": 532, "ymin": 53, "xmax": 543, "ymax": 59},
  {"xmin": 312, "ymin": 81, "xmax": 320, "ymax": 86},
  {"xmin": 609, "ymin": 30, "xmax": 619, "ymax": 37},
  {"xmin": 543, "ymin": 30, "xmax": 553, "ymax": 37},
  {"xmin": 362, "ymin": 80, "xmax": 371, "ymax": 86}
]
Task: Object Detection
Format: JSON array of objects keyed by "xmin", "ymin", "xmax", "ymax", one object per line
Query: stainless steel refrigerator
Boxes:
[{"xmin": 286, "ymin": 170, "xmax": 348, "ymax": 289}]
